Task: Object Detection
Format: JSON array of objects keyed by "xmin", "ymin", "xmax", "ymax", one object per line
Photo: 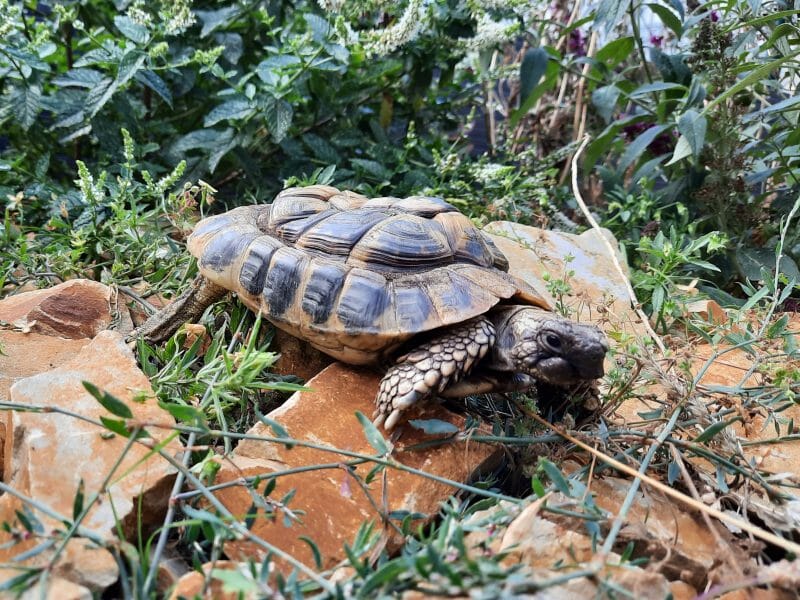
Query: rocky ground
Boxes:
[{"xmin": 0, "ymin": 222, "xmax": 798, "ymax": 599}]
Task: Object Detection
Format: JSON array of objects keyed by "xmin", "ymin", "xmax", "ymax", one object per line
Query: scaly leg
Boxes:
[
  {"xmin": 128, "ymin": 275, "xmax": 228, "ymax": 343},
  {"xmin": 373, "ymin": 317, "xmax": 496, "ymax": 430}
]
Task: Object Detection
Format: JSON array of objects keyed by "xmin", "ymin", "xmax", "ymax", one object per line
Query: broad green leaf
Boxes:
[
  {"xmin": 592, "ymin": 85, "xmax": 621, "ymax": 122},
  {"xmin": 646, "ymin": 3, "xmax": 682, "ymax": 37},
  {"xmin": 135, "ymin": 70, "xmax": 173, "ymax": 106},
  {"xmin": 263, "ymin": 96, "xmax": 293, "ymax": 143},
  {"xmin": 519, "ymin": 48, "xmax": 549, "ymax": 105},
  {"xmin": 83, "ymin": 381, "xmax": 133, "ymax": 418},
  {"xmin": 204, "ymin": 99, "xmax": 253, "ymax": 127},
  {"xmin": 114, "ymin": 15, "xmax": 150, "ymax": 45},
  {"xmin": 677, "ymin": 109, "xmax": 706, "ymax": 158},
  {"xmin": 99, "ymin": 416, "xmax": 152, "ymax": 440},
  {"xmin": 628, "ymin": 81, "xmax": 686, "ymax": 97},
  {"xmin": 87, "ymin": 51, "xmax": 146, "ymax": 117},
  {"xmin": 686, "ymin": 76, "xmax": 706, "ymax": 108},
  {"xmin": 355, "ymin": 411, "xmax": 391, "ymax": 455},
  {"xmin": 595, "ymin": 0, "xmax": 632, "ymax": 34},
  {"xmin": 665, "ymin": 134, "xmax": 692, "ymax": 165},
  {"xmin": 617, "ymin": 124, "xmax": 669, "ymax": 171},
  {"xmin": 595, "ymin": 37, "xmax": 635, "ymax": 68},
  {"xmin": 351, "ymin": 158, "xmax": 391, "ymax": 181},
  {"xmin": 195, "ymin": 7, "xmax": 240, "ymax": 37},
  {"xmin": 509, "ymin": 58, "xmax": 559, "ymax": 127}
]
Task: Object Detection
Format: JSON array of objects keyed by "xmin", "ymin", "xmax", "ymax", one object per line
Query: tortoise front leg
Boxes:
[
  {"xmin": 128, "ymin": 275, "xmax": 228, "ymax": 343},
  {"xmin": 373, "ymin": 317, "xmax": 496, "ymax": 431}
]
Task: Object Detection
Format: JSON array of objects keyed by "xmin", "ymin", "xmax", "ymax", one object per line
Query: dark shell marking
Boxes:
[{"xmin": 186, "ymin": 185, "xmax": 549, "ymax": 364}]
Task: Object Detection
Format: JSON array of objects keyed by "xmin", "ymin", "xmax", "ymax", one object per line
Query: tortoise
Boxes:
[{"xmin": 136, "ymin": 185, "xmax": 608, "ymax": 430}]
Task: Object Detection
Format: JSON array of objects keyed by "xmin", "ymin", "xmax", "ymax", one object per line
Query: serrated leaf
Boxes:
[
  {"xmin": 407, "ymin": 419, "xmax": 459, "ymax": 435},
  {"xmin": 351, "ymin": 158, "xmax": 391, "ymax": 181},
  {"xmin": 114, "ymin": 15, "xmax": 150, "ymax": 45},
  {"xmin": 14, "ymin": 85, "xmax": 42, "ymax": 130},
  {"xmin": 135, "ymin": 70, "xmax": 172, "ymax": 107},
  {"xmin": 50, "ymin": 111, "xmax": 86, "ymax": 130},
  {"xmin": 263, "ymin": 96, "xmax": 293, "ymax": 142},
  {"xmin": 204, "ymin": 99, "xmax": 253, "ymax": 127},
  {"xmin": 83, "ymin": 381, "xmax": 133, "ymax": 418},
  {"xmin": 52, "ymin": 68, "xmax": 105, "ymax": 89},
  {"xmin": 618, "ymin": 124, "xmax": 670, "ymax": 171},
  {"xmin": 677, "ymin": 108, "xmax": 706, "ymax": 158},
  {"xmin": 356, "ymin": 411, "xmax": 391, "ymax": 455},
  {"xmin": 592, "ymin": 85, "xmax": 620, "ymax": 123},
  {"xmin": 170, "ymin": 127, "xmax": 234, "ymax": 154},
  {"xmin": 519, "ymin": 47, "xmax": 549, "ymax": 104}
]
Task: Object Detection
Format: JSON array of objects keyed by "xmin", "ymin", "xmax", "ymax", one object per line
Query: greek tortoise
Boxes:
[{"xmin": 136, "ymin": 185, "xmax": 608, "ymax": 430}]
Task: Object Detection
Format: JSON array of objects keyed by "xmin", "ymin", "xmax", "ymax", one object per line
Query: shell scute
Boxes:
[{"xmin": 348, "ymin": 214, "xmax": 452, "ymax": 270}]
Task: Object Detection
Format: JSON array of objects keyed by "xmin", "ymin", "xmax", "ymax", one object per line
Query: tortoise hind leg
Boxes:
[
  {"xmin": 373, "ymin": 317, "xmax": 496, "ymax": 431},
  {"xmin": 128, "ymin": 275, "xmax": 228, "ymax": 343}
]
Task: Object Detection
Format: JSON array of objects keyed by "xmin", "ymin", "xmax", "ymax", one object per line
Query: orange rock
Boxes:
[
  {"xmin": 168, "ymin": 561, "xmax": 250, "ymax": 600},
  {"xmin": 270, "ymin": 328, "xmax": 332, "ymax": 381},
  {"xmin": 486, "ymin": 223, "xmax": 640, "ymax": 333},
  {"xmin": 17, "ymin": 576, "xmax": 92, "ymax": 600},
  {"xmin": 212, "ymin": 363, "xmax": 502, "ymax": 571},
  {"xmin": 0, "ymin": 331, "xmax": 181, "ymax": 591},
  {"xmin": 0, "ymin": 279, "xmax": 130, "ymax": 339},
  {"xmin": 0, "ymin": 332, "xmax": 92, "ymax": 471}
]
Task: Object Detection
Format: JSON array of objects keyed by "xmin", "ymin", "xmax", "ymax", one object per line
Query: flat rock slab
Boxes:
[
  {"xmin": 486, "ymin": 223, "xmax": 640, "ymax": 332},
  {"xmin": 0, "ymin": 331, "xmax": 182, "ymax": 589},
  {"xmin": 212, "ymin": 363, "xmax": 502, "ymax": 570},
  {"xmin": 0, "ymin": 279, "xmax": 131, "ymax": 339}
]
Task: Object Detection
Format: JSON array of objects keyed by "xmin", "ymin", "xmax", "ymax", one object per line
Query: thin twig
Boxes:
[
  {"xmin": 526, "ymin": 411, "xmax": 800, "ymax": 556},
  {"xmin": 569, "ymin": 135, "xmax": 668, "ymax": 355}
]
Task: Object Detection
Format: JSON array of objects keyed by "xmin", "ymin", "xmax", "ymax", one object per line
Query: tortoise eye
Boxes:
[{"xmin": 545, "ymin": 334, "xmax": 561, "ymax": 349}]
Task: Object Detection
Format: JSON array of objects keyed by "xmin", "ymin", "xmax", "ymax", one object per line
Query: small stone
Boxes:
[
  {"xmin": 19, "ymin": 576, "xmax": 92, "ymax": 600},
  {"xmin": 0, "ymin": 279, "xmax": 130, "ymax": 339}
]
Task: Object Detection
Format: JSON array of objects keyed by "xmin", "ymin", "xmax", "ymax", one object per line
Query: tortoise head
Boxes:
[{"xmin": 494, "ymin": 307, "xmax": 608, "ymax": 384}]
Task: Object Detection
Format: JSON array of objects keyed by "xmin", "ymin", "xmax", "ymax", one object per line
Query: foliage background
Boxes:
[{"xmin": 1, "ymin": 0, "xmax": 800, "ymax": 595}]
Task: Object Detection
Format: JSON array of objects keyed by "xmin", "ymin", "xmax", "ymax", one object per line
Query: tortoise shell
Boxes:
[{"xmin": 187, "ymin": 185, "xmax": 550, "ymax": 364}]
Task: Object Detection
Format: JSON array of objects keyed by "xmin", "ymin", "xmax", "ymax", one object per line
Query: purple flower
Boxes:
[
  {"xmin": 710, "ymin": 10, "xmax": 720, "ymax": 22},
  {"xmin": 649, "ymin": 34, "xmax": 664, "ymax": 48},
  {"xmin": 568, "ymin": 29, "xmax": 586, "ymax": 56}
]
